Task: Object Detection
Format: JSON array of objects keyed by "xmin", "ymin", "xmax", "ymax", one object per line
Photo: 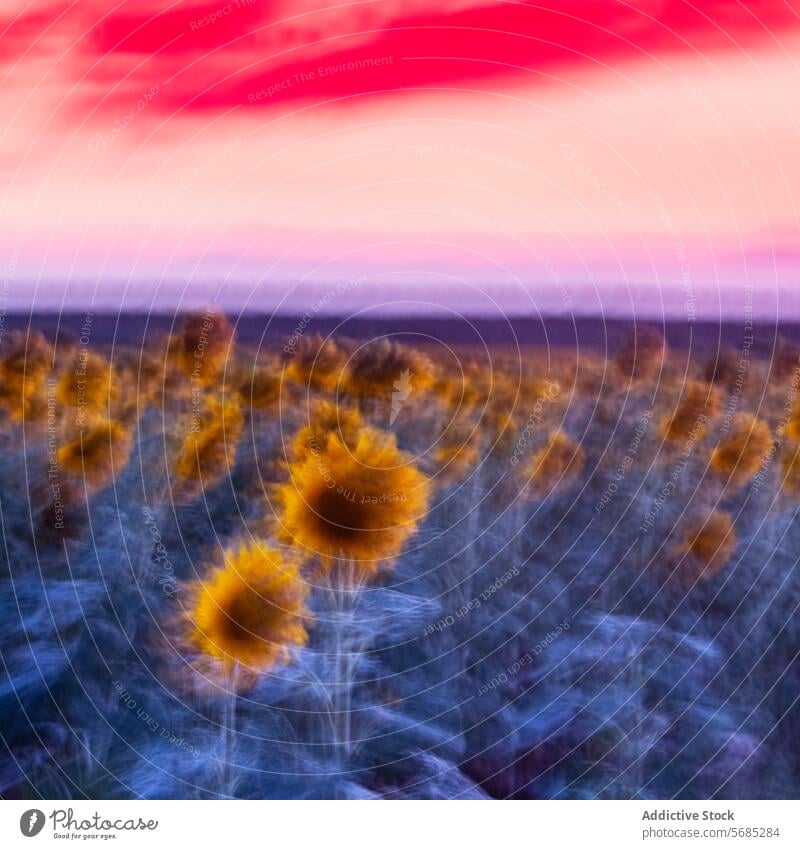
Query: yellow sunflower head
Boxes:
[
  {"xmin": 433, "ymin": 364, "xmax": 485, "ymax": 418},
  {"xmin": 238, "ymin": 361, "xmax": 283, "ymax": 411},
  {"xmin": 276, "ymin": 426, "xmax": 431, "ymax": 571},
  {"xmin": 779, "ymin": 444, "xmax": 800, "ymax": 496},
  {"xmin": 784, "ymin": 406, "xmax": 800, "ymax": 442},
  {"xmin": 0, "ymin": 329, "xmax": 52, "ymax": 379},
  {"xmin": 479, "ymin": 370, "xmax": 521, "ymax": 443},
  {"xmin": 0, "ymin": 330, "xmax": 53, "ymax": 421},
  {"xmin": 523, "ymin": 375, "xmax": 562, "ymax": 406},
  {"xmin": 57, "ymin": 419, "xmax": 133, "ymax": 488},
  {"xmin": 55, "ymin": 351, "xmax": 119, "ymax": 422},
  {"xmin": 710, "ymin": 414, "xmax": 773, "ymax": 486},
  {"xmin": 113, "ymin": 349, "xmax": 164, "ymax": 419},
  {"xmin": 172, "ymin": 397, "xmax": 244, "ymax": 502},
  {"xmin": 524, "ymin": 429, "xmax": 584, "ymax": 497},
  {"xmin": 283, "ymin": 334, "xmax": 349, "ymax": 393},
  {"xmin": 175, "ymin": 308, "xmax": 235, "ymax": 386},
  {"xmin": 345, "ymin": 338, "xmax": 435, "ymax": 402},
  {"xmin": 187, "ymin": 542, "xmax": 310, "ymax": 675},
  {"xmin": 674, "ymin": 509, "xmax": 737, "ymax": 582},
  {"xmin": 659, "ymin": 380, "xmax": 718, "ymax": 441},
  {"xmin": 290, "ymin": 399, "xmax": 363, "ymax": 462}
]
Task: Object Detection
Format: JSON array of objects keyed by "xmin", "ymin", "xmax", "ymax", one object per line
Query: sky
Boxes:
[{"xmin": 1, "ymin": 0, "xmax": 799, "ymax": 317}]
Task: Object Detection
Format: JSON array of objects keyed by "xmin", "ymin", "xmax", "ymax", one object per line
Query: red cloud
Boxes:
[{"xmin": 2, "ymin": 0, "xmax": 799, "ymax": 121}]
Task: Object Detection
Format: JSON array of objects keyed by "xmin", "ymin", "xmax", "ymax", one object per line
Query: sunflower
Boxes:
[
  {"xmin": 113, "ymin": 349, "xmax": 163, "ymax": 419},
  {"xmin": 173, "ymin": 397, "xmax": 244, "ymax": 501},
  {"xmin": 615, "ymin": 326, "xmax": 667, "ymax": 381},
  {"xmin": 779, "ymin": 444, "xmax": 800, "ymax": 496},
  {"xmin": 276, "ymin": 427, "xmax": 431, "ymax": 569},
  {"xmin": 290, "ymin": 399, "xmax": 363, "ymax": 462},
  {"xmin": 659, "ymin": 380, "xmax": 718, "ymax": 441},
  {"xmin": 284, "ymin": 334, "xmax": 348, "ymax": 393},
  {"xmin": 57, "ymin": 419, "xmax": 133, "ymax": 488},
  {"xmin": 524, "ymin": 375, "xmax": 562, "ymax": 406},
  {"xmin": 0, "ymin": 329, "xmax": 52, "ymax": 379},
  {"xmin": 346, "ymin": 338, "xmax": 435, "ymax": 401},
  {"xmin": 433, "ymin": 365, "xmax": 484, "ymax": 417},
  {"xmin": 55, "ymin": 351, "xmax": 119, "ymax": 423},
  {"xmin": 572, "ymin": 355, "xmax": 609, "ymax": 397},
  {"xmin": 0, "ymin": 330, "xmax": 53, "ymax": 421},
  {"xmin": 524, "ymin": 429, "xmax": 584, "ymax": 496},
  {"xmin": 437, "ymin": 365, "xmax": 519, "ymax": 452},
  {"xmin": 187, "ymin": 542, "xmax": 310, "ymax": 673},
  {"xmin": 480, "ymin": 370, "xmax": 521, "ymax": 442},
  {"xmin": 175, "ymin": 308, "xmax": 235, "ymax": 386},
  {"xmin": 674, "ymin": 509, "xmax": 737, "ymax": 581},
  {"xmin": 783, "ymin": 404, "xmax": 800, "ymax": 442},
  {"xmin": 238, "ymin": 362, "xmax": 283, "ymax": 410},
  {"xmin": 710, "ymin": 414, "xmax": 773, "ymax": 487}
]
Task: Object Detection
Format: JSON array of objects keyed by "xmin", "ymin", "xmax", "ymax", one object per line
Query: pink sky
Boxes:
[{"xmin": 1, "ymin": 0, "xmax": 799, "ymax": 317}]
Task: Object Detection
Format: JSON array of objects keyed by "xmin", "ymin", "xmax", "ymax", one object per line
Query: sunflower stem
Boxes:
[
  {"xmin": 328, "ymin": 559, "xmax": 364, "ymax": 768},
  {"xmin": 220, "ymin": 663, "xmax": 239, "ymax": 797}
]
